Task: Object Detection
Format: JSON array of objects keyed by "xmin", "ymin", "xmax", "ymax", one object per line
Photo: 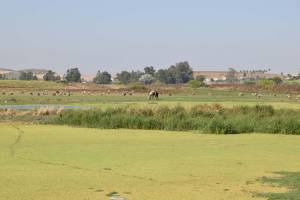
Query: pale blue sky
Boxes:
[{"xmin": 0, "ymin": 0, "xmax": 299, "ymax": 74}]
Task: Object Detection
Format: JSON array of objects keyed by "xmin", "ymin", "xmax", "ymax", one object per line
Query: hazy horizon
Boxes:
[{"xmin": 1, "ymin": 0, "xmax": 299, "ymax": 75}]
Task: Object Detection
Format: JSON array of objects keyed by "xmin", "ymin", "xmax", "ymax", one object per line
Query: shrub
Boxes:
[{"xmin": 187, "ymin": 80, "xmax": 204, "ymax": 88}]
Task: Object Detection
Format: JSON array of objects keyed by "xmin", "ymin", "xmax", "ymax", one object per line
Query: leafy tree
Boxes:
[
  {"xmin": 130, "ymin": 70, "xmax": 143, "ymax": 82},
  {"xmin": 116, "ymin": 70, "xmax": 143, "ymax": 84},
  {"xmin": 155, "ymin": 69, "xmax": 169, "ymax": 83},
  {"xmin": 65, "ymin": 68, "xmax": 81, "ymax": 82},
  {"xmin": 139, "ymin": 74, "xmax": 155, "ymax": 85},
  {"xmin": 116, "ymin": 71, "xmax": 131, "ymax": 84},
  {"xmin": 93, "ymin": 71, "xmax": 112, "ymax": 84},
  {"xmin": 272, "ymin": 76, "xmax": 283, "ymax": 85},
  {"xmin": 154, "ymin": 61, "xmax": 193, "ymax": 84},
  {"xmin": 225, "ymin": 68, "xmax": 238, "ymax": 83},
  {"xmin": 19, "ymin": 72, "xmax": 38, "ymax": 80},
  {"xmin": 195, "ymin": 75, "xmax": 206, "ymax": 82},
  {"xmin": 144, "ymin": 66, "xmax": 155, "ymax": 76},
  {"xmin": 43, "ymin": 70, "xmax": 60, "ymax": 81},
  {"xmin": 172, "ymin": 61, "xmax": 193, "ymax": 83}
]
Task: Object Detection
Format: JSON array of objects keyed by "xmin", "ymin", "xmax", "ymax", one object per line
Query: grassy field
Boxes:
[
  {"xmin": 1, "ymin": 124, "xmax": 300, "ymax": 200},
  {"xmin": 0, "ymin": 80, "xmax": 299, "ymax": 110},
  {"xmin": 1, "ymin": 91, "xmax": 299, "ymax": 110}
]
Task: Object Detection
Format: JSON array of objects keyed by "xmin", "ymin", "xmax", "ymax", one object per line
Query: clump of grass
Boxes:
[
  {"xmin": 51, "ymin": 105, "xmax": 300, "ymax": 134},
  {"xmin": 256, "ymin": 171, "xmax": 300, "ymax": 200}
]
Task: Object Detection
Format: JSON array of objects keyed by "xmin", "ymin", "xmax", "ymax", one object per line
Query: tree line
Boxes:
[{"xmin": 42, "ymin": 61, "xmax": 196, "ymax": 85}]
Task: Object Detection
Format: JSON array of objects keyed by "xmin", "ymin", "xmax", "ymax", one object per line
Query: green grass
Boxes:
[
  {"xmin": 0, "ymin": 92, "xmax": 299, "ymax": 110},
  {"xmin": 257, "ymin": 171, "xmax": 300, "ymax": 200},
  {"xmin": 0, "ymin": 80, "xmax": 65, "ymax": 89},
  {"xmin": 52, "ymin": 105, "xmax": 300, "ymax": 134},
  {"xmin": 1, "ymin": 80, "xmax": 299, "ymax": 109},
  {"xmin": 1, "ymin": 124, "xmax": 300, "ymax": 200}
]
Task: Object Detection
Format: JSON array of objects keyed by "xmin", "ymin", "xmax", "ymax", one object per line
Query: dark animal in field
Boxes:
[
  {"xmin": 168, "ymin": 93, "xmax": 172, "ymax": 96},
  {"xmin": 2, "ymin": 92, "xmax": 6, "ymax": 95},
  {"xmin": 238, "ymin": 92, "xmax": 244, "ymax": 96},
  {"xmin": 9, "ymin": 98, "xmax": 17, "ymax": 102},
  {"xmin": 37, "ymin": 92, "xmax": 40, "ymax": 96},
  {"xmin": 148, "ymin": 90, "xmax": 159, "ymax": 100},
  {"xmin": 122, "ymin": 91, "xmax": 129, "ymax": 96},
  {"xmin": 29, "ymin": 92, "xmax": 33, "ymax": 95},
  {"xmin": 10, "ymin": 92, "xmax": 14, "ymax": 95}
]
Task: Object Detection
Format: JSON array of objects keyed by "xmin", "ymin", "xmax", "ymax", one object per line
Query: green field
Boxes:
[{"xmin": 1, "ymin": 124, "xmax": 300, "ymax": 200}]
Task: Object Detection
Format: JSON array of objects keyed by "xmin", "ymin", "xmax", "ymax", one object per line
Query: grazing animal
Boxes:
[
  {"xmin": 148, "ymin": 90, "xmax": 159, "ymax": 100},
  {"xmin": 238, "ymin": 92, "xmax": 244, "ymax": 96}
]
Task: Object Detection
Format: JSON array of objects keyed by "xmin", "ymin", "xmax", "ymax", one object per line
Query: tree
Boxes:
[
  {"xmin": 272, "ymin": 76, "xmax": 283, "ymax": 85},
  {"xmin": 172, "ymin": 61, "xmax": 193, "ymax": 83},
  {"xmin": 116, "ymin": 71, "xmax": 131, "ymax": 84},
  {"xmin": 19, "ymin": 72, "xmax": 38, "ymax": 80},
  {"xmin": 225, "ymin": 68, "xmax": 238, "ymax": 83},
  {"xmin": 139, "ymin": 74, "xmax": 155, "ymax": 85},
  {"xmin": 65, "ymin": 68, "xmax": 81, "ymax": 82},
  {"xmin": 195, "ymin": 75, "xmax": 206, "ymax": 82},
  {"xmin": 144, "ymin": 66, "xmax": 155, "ymax": 76},
  {"xmin": 43, "ymin": 70, "xmax": 60, "ymax": 81},
  {"xmin": 115, "ymin": 70, "xmax": 143, "ymax": 84},
  {"xmin": 93, "ymin": 71, "xmax": 112, "ymax": 84},
  {"xmin": 154, "ymin": 61, "xmax": 193, "ymax": 84},
  {"xmin": 130, "ymin": 70, "xmax": 143, "ymax": 82},
  {"xmin": 155, "ymin": 69, "xmax": 168, "ymax": 83}
]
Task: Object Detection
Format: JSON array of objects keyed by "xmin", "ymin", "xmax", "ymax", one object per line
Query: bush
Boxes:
[
  {"xmin": 257, "ymin": 79, "xmax": 274, "ymax": 88},
  {"xmin": 187, "ymin": 80, "xmax": 205, "ymax": 88}
]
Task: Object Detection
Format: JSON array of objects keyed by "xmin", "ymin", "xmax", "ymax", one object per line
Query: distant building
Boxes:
[
  {"xmin": 0, "ymin": 68, "xmax": 49, "ymax": 80},
  {"xmin": 3, "ymin": 71, "xmax": 22, "ymax": 80},
  {"xmin": 193, "ymin": 71, "xmax": 227, "ymax": 82},
  {"xmin": 193, "ymin": 70, "xmax": 284, "ymax": 83}
]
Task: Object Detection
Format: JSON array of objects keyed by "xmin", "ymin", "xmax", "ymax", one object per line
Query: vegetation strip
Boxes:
[{"xmin": 51, "ymin": 104, "xmax": 300, "ymax": 134}]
